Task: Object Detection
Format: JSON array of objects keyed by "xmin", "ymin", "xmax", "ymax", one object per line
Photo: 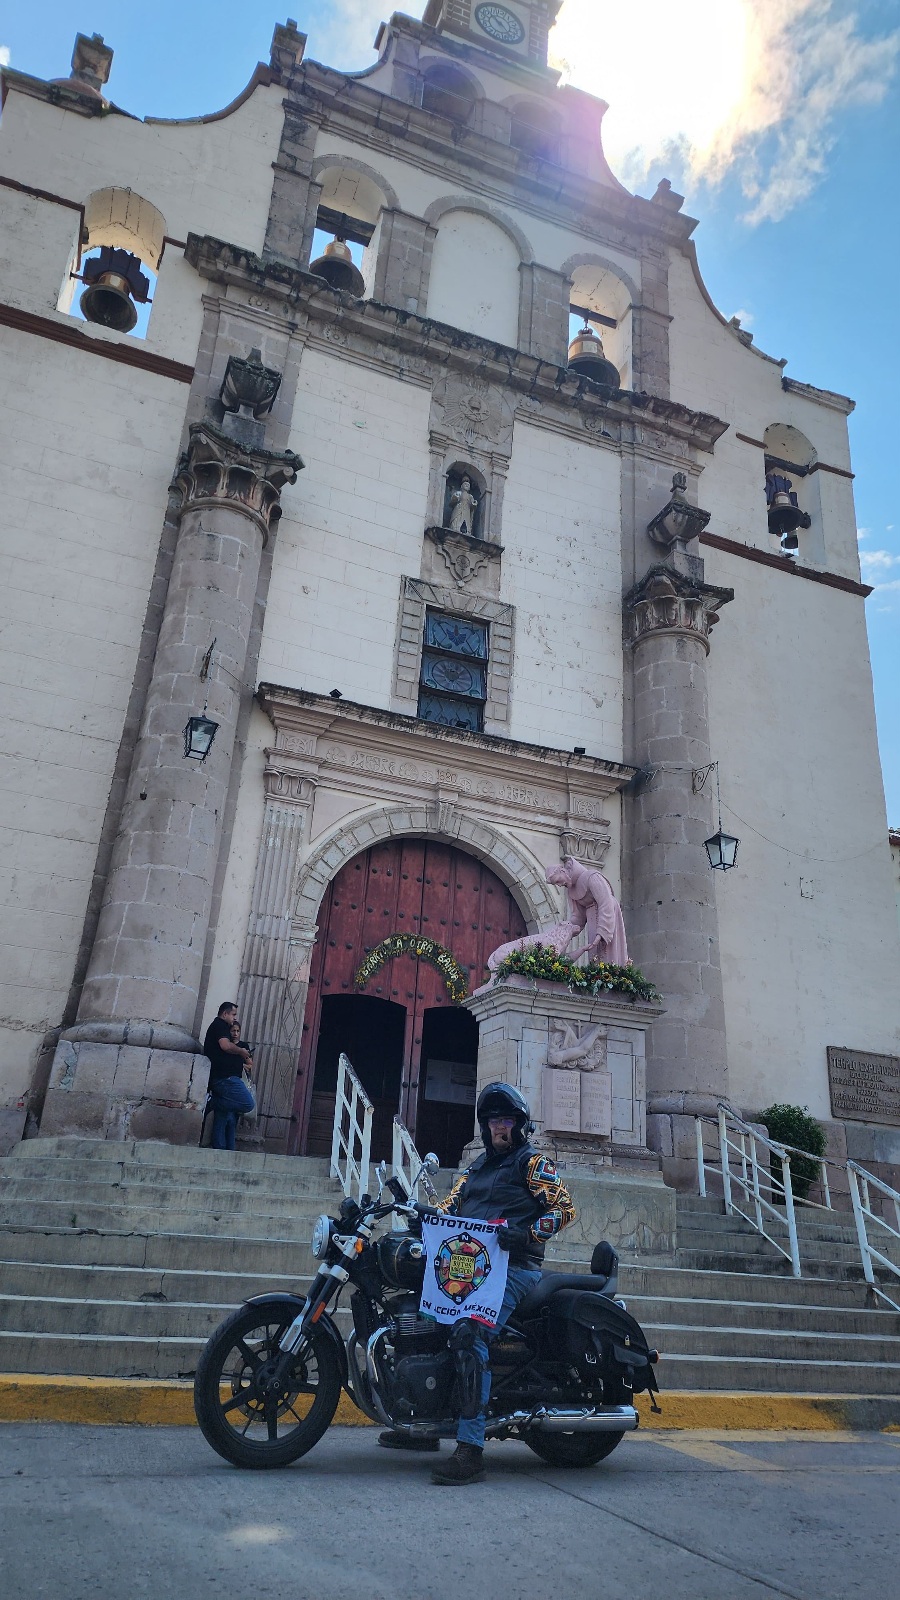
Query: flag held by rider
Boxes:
[{"xmin": 419, "ymin": 1212, "xmax": 509, "ymax": 1327}]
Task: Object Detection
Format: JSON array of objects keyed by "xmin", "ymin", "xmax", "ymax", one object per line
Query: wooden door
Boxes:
[{"xmin": 293, "ymin": 837, "xmax": 527, "ymax": 1157}]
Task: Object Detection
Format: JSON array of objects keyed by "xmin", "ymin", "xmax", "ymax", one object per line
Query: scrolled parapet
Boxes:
[
  {"xmin": 170, "ymin": 423, "xmax": 303, "ymax": 544},
  {"xmin": 624, "ymin": 565, "xmax": 734, "ymax": 654}
]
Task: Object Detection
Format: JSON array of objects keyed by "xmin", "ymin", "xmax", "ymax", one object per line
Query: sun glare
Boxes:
[{"xmin": 551, "ymin": 0, "xmax": 749, "ymax": 183}]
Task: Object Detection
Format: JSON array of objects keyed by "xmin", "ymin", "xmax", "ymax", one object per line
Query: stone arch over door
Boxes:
[
  {"xmin": 293, "ymin": 834, "xmax": 533, "ymax": 1161},
  {"xmin": 294, "ymin": 804, "xmax": 557, "ymax": 936}
]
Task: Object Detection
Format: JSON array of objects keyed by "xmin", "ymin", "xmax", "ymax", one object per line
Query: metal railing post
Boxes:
[
  {"xmin": 330, "ymin": 1056, "xmax": 345, "ymax": 1189},
  {"xmin": 749, "ymin": 1137, "xmax": 764, "ymax": 1237},
  {"xmin": 718, "ymin": 1106, "xmax": 733, "ymax": 1214},
  {"xmin": 780, "ymin": 1152, "xmax": 802, "ymax": 1277},
  {"xmin": 821, "ymin": 1162, "xmax": 832, "ymax": 1210},
  {"xmin": 848, "ymin": 1165, "xmax": 877, "ymax": 1289},
  {"xmin": 695, "ymin": 1117, "xmax": 707, "ymax": 1198}
]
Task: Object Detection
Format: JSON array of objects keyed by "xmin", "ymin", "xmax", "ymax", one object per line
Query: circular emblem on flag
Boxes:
[{"xmin": 434, "ymin": 1231, "xmax": 492, "ymax": 1304}]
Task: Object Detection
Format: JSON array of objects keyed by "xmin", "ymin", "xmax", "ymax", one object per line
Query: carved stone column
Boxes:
[
  {"xmin": 237, "ymin": 756, "xmax": 317, "ymax": 1150},
  {"xmin": 623, "ymin": 563, "xmax": 734, "ymax": 1187},
  {"xmin": 41, "ymin": 376, "xmax": 302, "ymax": 1143}
]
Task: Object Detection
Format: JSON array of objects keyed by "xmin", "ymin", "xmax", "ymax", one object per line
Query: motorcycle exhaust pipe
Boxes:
[{"xmin": 487, "ymin": 1405, "xmax": 639, "ymax": 1436}]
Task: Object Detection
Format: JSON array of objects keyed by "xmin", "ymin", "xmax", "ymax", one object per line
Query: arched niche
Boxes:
[
  {"xmin": 442, "ymin": 461, "xmax": 488, "ymax": 538},
  {"xmin": 59, "ymin": 187, "xmax": 167, "ymax": 336},
  {"xmin": 423, "ymin": 198, "xmax": 532, "ymax": 348},
  {"xmin": 564, "ymin": 255, "xmax": 636, "ymax": 390},
  {"xmin": 420, "ymin": 58, "xmax": 482, "ymax": 125},
  {"xmin": 763, "ymin": 423, "xmax": 823, "ymax": 561},
  {"xmin": 309, "ymin": 157, "xmax": 398, "ymax": 299},
  {"xmin": 508, "ymin": 96, "xmax": 563, "ymax": 164}
]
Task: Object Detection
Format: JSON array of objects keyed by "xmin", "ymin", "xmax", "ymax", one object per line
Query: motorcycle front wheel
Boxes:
[
  {"xmin": 524, "ymin": 1429, "xmax": 625, "ymax": 1468},
  {"xmin": 194, "ymin": 1303, "xmax": 342, "ymax": 1469}
]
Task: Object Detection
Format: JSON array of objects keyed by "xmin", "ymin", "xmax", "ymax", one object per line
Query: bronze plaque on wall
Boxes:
[{"xmin": 827, "ymin": 1047, "xmax": 900, "ymax": 1126}]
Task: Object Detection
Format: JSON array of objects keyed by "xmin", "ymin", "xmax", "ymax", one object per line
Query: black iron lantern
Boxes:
[
  {"xmin": 704, "ymin": 828, "xmax": 739, "ymax": 871},
  {"xmin": 183, "ymin": 714, "xmax": 218, "ymax": 762}
]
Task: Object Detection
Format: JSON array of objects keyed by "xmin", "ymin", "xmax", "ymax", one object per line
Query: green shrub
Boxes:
[{"xmin": 757, "ymin": 1103, "xmax": 827, "ymax": 1201}]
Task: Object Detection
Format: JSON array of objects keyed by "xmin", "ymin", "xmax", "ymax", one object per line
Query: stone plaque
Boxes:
[
  {"xmin": 580, "ymin": 1071, "xmax": 613, "ymax": 1137},
  {"xmin": 542, "ymin": 1068, "xmax": 581, "ymax": 1134},
  {"xmin": 542, "ymin": 1068, "xmax": 612, "ymax": 1136},
  {"xmin": 827, "ymin": 1047, "xmax": 900, "ymax": 1126}
]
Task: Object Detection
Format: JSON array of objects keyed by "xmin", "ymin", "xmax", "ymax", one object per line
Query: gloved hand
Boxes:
[{"xmin": 497, "ymin": 1225, "xmax": 530, "ymax": 1253}]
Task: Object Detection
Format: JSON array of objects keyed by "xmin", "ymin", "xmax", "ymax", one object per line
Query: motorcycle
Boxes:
[{"xmin": 193, "ymin": 1152, "xmax": 660, "ymax": 1471}]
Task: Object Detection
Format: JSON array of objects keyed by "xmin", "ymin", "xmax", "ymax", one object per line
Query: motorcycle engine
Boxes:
[{"xmin": 389, "ymin": 1312, "xmax": 453, "ymax": 1422}]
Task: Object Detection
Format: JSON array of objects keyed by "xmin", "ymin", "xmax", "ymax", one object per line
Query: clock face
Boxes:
[{"xmin": 474, "ymin": 4, "xmax": 527, "ymax": 46}]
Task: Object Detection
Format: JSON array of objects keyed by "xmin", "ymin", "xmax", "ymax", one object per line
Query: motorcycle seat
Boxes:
[{"xmin": 511, "ymin": 1270, "xmax": 617, "ymax": 1322}]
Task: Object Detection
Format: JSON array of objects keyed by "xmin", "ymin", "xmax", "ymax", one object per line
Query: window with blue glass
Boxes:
[{"xmin": 418, "ymin": 612, "xmax": 489, "ymax": 731}]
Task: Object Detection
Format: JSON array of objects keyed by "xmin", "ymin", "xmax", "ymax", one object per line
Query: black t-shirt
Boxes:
[{"xmin": 204, "ymin": 1017, "xmax": 241, "ymax": 1085}]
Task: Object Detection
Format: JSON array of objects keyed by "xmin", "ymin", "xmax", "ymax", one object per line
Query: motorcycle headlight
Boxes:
[{"xmin": 311, "ymin": 1213, "xmax": 333, "ymax": 1260}]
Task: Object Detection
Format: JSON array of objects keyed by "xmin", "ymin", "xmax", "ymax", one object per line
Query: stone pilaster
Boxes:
[
  {"xmin": 236, "ymin": 756, "xmax": 317, "ymax": 1150},
  {"xmin": 371, "ymin": 209, "xmax": 437, "ymax": 315},
  {"xmin": 518, "ymin": 262, "xmax": 572, "ymax": 366},
  {"xmin": 42, "ymin": 399, "xmax": 302, "ymax": 1142},
  {"xmin": 623, "ymin": 563, "xmax": 734, "ymax": 1187}
]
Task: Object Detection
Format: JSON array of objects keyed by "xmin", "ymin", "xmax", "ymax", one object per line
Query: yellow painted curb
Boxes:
[{"xmin": 0, "ymin": 1377, "xmax": 895, "ymax": 1432}]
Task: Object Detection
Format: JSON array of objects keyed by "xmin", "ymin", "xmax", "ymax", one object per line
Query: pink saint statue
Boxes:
[{"xmin": 486, "ymin": 857, "xmax": 628, "ymax": 977}]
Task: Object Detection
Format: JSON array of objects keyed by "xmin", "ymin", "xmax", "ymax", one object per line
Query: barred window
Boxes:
[{"xmin": 417, "ymin": 612, "xmax": 488, "ymax": 731}]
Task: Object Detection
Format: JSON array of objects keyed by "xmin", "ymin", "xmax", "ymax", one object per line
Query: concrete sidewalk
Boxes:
[{"xmin": 1, "ymin": 1424, "xmax": 898, "ymax": 1600}]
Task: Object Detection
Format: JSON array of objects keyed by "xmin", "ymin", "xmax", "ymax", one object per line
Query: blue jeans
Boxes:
[
  {"xmin": 457, "ymin": 1264, "xmax": 541, "ymax": 1449},
  {"xmin": 209, "ymin": 1075, "xmax": 255, "ymax": 1151}
]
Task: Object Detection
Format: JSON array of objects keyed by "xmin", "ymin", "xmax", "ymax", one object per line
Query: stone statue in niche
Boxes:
[
  {"xmin": 485, "ymin": 856, "xmax": 629, "ymax": 975},
  {"xmin": 446, "ymin": 473, "xmax": 480, "ymax": 537}
]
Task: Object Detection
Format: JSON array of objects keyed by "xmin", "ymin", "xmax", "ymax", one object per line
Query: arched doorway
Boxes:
[{"xmin": 293, "ymin": 837, "xmax": 527, "ymax": 1166}]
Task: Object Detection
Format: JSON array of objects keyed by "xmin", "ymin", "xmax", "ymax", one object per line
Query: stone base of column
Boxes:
[
  {"xmin": 39, "ymin": 1031, "xmax": 208, "ymax": 1144},
  {"xmin": 647, "ymin": 1093, "xmax": 736, "ymax": 1191}
]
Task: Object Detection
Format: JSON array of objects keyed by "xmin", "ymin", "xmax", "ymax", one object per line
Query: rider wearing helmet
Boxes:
[{"xmin": 379, "ymin": 1081, "xmax": 576, "ymax": 1486}]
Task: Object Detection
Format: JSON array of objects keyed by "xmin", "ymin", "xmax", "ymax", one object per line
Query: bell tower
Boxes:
[{"xmin": 422, "ymin": 1, "xmax": 562, "ymax": 69}]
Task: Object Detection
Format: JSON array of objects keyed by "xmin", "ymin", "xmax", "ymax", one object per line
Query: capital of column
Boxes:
[
  {"xmin": 624, "ymin": 565, "xmax": 734, "ymax": 655},
  {"xmin": 170, "ymin": 423, "xmax": 303, "ymax": 545}
]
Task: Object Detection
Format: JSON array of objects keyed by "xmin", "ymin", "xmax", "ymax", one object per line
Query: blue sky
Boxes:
[{"xmin": 2, "ymin": 1, "xmax": 897, "ymax": 820}]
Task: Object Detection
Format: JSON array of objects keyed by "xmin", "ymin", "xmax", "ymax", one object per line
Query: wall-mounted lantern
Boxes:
[
  {"xmin": 693, "ymin": 761, "xmax": 740, "ymax": 871},
  {"xmin": 704, "ymin": 828, "xmax": 740, "ymax": 872},
  {"xmin": 183, "ymin": 715, "xmax": 218, "ymax": 762}
]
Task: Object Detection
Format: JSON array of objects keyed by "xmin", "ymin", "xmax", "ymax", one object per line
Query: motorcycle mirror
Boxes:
[{"xmin": 423, "ymin": 1152, "xmax": 440, "ymax": 1169}]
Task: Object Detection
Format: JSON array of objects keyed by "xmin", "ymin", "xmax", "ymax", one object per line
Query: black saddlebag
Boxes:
[{"xmin": 546, "ymin": 1289, "xmax": 660, "ymax": 1398}]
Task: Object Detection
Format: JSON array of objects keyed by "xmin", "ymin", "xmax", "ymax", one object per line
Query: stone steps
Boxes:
[{"xmin": 0, "ymin": 1143, "xmax": 897, "ymax": 1404}]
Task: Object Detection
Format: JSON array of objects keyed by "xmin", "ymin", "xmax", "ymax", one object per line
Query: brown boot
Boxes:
[{"xmin": 431, "ymin": 1443, "xmax": 485, "ymax": 1485}]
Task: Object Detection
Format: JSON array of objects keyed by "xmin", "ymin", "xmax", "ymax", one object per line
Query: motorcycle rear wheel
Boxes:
[
  {"xmin": 194, "ymin": 1304, "xmax": 342, "ymax": 1469},
  {"xmin": 524, "ymin": 1429, "xmax": 625, "ymax": 1468}
]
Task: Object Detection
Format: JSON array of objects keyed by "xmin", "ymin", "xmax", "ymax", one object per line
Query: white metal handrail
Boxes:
[
  {"xmin": 331, "ymin": 1052, "xmax": 373, "ymax": 1202},
  {"xmin": 392, "ymin": 1116, "xmax": 423, "ymax": 1205},
  {"xmin": 696, "ymin": 1106, "xmax": 802, "ymax": 1275},
  {"xmin": 847, "ymin": 1161, "xmax": 900, "ymax": 1312}
]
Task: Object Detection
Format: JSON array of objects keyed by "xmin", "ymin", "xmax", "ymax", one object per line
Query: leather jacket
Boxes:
[{"xmin": 439, "ymin": 1143, "xmax": 576, "ymax": 1267}]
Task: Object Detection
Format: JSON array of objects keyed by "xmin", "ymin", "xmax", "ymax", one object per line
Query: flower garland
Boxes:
[
  {"xmin": 492, "ymin": 943, "xmax": 661, "ymax": 1003},
  {"xmin": 354, "ymin": 933, "xmax": 469, "ymax": 1005}
]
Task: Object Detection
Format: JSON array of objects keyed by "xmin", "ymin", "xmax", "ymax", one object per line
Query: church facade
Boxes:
[{"xmin": 1, "ymin": 2, "xmax": 898, "ymax": 1185}]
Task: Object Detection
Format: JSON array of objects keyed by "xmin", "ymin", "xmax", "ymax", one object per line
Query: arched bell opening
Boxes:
[
  {"xmin": 565, "ymin": 260, "xmax": 634, "ymax": 391},
  {"xmin": 60, "ymin": 186, "xmax": 166, "ymax": 339},
  {"xmin": 309, "ymin": 162, "xmax": 392, "ymax": 300},
  {"xmin": 763, "ymin": 423, "xmax": 818, "ymax": 558},
  {"xmin": 291, "ymin": 836, "xmax": 528, "ymax": 1165}
]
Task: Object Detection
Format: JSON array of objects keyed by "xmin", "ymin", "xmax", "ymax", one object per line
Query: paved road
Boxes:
[{"xmin": 1, "ymin": 1425, "xmax": 898, "ymax": 1600}]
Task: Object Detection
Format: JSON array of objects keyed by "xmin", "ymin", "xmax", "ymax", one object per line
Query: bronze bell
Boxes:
[
  {"xmin": 567, "ymin": 321, "xmax": 620, "ymax": 387},
  {"xmin": 765, "ymin": 471, "xmax": 807, "ymax": 541},
  {"xmin": 309, "ymin": 236, "xmax": 366, "ymax": 297},
  {"xmin": 79, "ymin": 246, "xmax": 150, "ymax": 333}
]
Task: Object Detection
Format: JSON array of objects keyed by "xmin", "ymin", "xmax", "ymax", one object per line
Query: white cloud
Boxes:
[
  {"xmin": 552, "ymin": 0, "xmax": 899, "ymax": 224},
  {"xmin": 860, "ymin": 550, "xmax": 900, "ymax": 573},
  {"xmin": 731, "ymin": 307, "xmax": 755, "ymax": 327},
  {"xmin": 857, "ymin": 527, "xmax": 869, "ymax": 541},
  {"xmin": 0, "ymin": 47, "xmax": 10, "ymax": 68},
  {"xmin": 311, "ymin": 1, "xmax": 383, "ymax": 67}
]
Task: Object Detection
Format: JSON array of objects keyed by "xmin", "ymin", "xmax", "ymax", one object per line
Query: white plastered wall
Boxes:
[
  {"xmin": 0, "ymin": 329, "xmax": 188, "ymax": 1103},
  {"xmin": 425, "ymin": 209, "xmax": 521, "ymax": 343},
  {"xmin": 704, "ymin": 548, "xmax": 900, "ymax": 1116},
  {"xmin": 257, "ymin": 346, "xmax": 432, "ymax": 701},
  {"xmin": 501, "ymin": 420, "xmax": 623, "ymax": 755}
]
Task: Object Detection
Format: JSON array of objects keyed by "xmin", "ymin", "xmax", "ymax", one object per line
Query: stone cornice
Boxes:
[
  {"xmin": 256, "ymin": 684, "xmax": 636, "ymax": 828},
  {"xmin": 185, "ymin": 234, "xmax": 729, "ymax": 455}
]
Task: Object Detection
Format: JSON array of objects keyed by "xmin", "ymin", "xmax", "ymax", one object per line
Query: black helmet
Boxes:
[{"xmin": 476, "ymin": 1082, "xmax": 534, "ymax": 1148}]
